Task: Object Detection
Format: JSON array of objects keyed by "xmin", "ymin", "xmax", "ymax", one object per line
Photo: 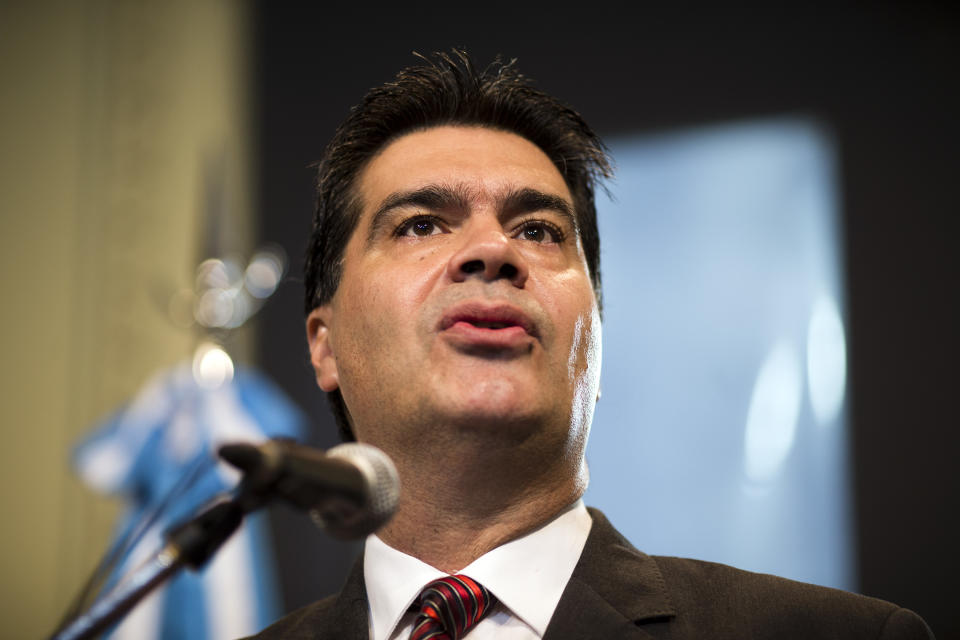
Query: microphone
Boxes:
[{"xmin": 219, "ymin": 439, "xmax": 400, "ymax": 539}]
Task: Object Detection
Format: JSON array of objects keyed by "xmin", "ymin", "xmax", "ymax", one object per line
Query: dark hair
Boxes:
[{"xmin": 304, "ymin": 49, "xmax": 612, "ymax": 440}]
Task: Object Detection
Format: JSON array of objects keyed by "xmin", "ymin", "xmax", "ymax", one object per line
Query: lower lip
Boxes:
[{"xmin": 442, "ymin": 321, "xmax": 532, "ymax": 350}]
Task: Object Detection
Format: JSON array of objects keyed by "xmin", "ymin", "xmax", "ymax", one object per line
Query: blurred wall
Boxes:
[{"xmin": 0, "ymin": 2, "xmax": 253, "ymax": 636}]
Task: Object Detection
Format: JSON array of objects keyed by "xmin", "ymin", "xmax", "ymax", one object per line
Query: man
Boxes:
[{"xmin": 251, "ymin": 50, "xmax": 934, "ymax": 639}]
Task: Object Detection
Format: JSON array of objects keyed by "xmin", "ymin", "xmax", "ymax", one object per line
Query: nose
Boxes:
[{"xmin": 447, "ymin": 220, "xmax": 529, "ymax": 288}]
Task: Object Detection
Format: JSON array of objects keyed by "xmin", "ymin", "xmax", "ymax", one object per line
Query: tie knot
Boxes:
[{"xmin": 410, "ymin": 575, "xmax": 495, "ymax": 640}]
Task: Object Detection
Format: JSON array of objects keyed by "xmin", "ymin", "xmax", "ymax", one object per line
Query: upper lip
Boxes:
[{"xmin": 438, "ymin": 301, "xmax": 538, "ymax": 337}]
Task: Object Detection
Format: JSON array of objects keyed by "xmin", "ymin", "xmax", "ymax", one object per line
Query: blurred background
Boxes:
[{"xmin": 2, "ymin": 2, "xmax": 957, "ymax": 638}]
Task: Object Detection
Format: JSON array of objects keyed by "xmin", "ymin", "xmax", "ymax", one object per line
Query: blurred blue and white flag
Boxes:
[{"xmin": 73, "ymin": 361, "xmax": 305, "ymax": 640}]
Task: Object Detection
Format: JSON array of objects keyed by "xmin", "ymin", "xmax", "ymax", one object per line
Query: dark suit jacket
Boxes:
[{"xmin": 249, "ymin": 508, "xmax": 935, "ymax": 639}]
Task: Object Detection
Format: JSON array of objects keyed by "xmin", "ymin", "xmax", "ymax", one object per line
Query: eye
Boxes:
[
  {"xmin": 516, "ymin": 220, "xmax": 565, "ymax": 244},
  {"xmin": 396, "ymin": 215, "xmax": 445, "ymax": 238}
]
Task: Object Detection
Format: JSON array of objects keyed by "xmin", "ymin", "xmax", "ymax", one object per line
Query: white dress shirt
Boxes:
[{"xmin": 364, "ymin": 499, "xmax": 593, "ymax": 640}]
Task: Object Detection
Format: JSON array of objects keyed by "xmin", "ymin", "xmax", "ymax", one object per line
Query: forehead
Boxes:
[{"xmin": 355, "ymin": 126, "xmax": 572, "ymax": 210}]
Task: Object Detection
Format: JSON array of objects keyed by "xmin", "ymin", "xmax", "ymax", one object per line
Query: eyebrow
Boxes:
[
  {"xmin": 501, "ymin": 187, "xmax": 577, "ymax": 231},
  {"xmin": 366, "ymin": 184, "xmax": 471, "ymax": 244},
  {"xmin": 366, "ymin": 183, "xmax": 577, "ymax": 244}
]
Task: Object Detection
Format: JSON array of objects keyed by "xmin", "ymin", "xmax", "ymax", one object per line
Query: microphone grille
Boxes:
[{"xmin": 311, "ymin": 442, "xmax": 400, "ymax": 539}]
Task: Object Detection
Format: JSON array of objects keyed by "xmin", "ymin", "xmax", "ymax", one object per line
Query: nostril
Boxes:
[
  {"xmin": 461, "ymin": 260, "xmax": 484, "ymax": 274},
  {"xmin": 499, "ymin": 264, "xmax": 518, "ymax": 279}
]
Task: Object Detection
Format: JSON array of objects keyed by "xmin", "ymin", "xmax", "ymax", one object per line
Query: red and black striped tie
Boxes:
[{"xmin": 409, "ymin": 575, "xmax": 496, "ymax": 640}]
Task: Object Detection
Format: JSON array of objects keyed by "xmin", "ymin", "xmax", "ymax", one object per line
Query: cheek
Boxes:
[
  {"xmin": 334, "ymin": 259, "xmax": 440, "ymax": 352},
  {"xmin": 564, "ymin": 307, "xmax": 601, "ymax": 377},
  {"xmin": 569, "ymin": 308, "xmax": 602, "ymax": 438},
  {"xmin": 540, "ymin": 275, "xmax": 599, "ymax": 362},
  {"xmin": 579, "ymin": 309, "xmax": 603, "ymax": 379}
]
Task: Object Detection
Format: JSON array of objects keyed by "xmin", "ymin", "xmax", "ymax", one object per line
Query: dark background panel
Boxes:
[{"xmin": 252, "ymin": 4, "xmax": 959, "ymax": 636}]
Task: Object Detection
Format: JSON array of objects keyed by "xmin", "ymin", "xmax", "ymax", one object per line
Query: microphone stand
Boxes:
[
  {"xmin": 51, "ymin": 438, "xmax": 396, "ymax": 640},
  {"xmin": 51, "ymin": 475, "xmax": 268, "ymax": 640}
]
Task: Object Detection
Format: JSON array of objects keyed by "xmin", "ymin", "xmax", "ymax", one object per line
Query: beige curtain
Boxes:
[{"xmin": 0, "ymin": 2, "xmax": 254, "ymax": 636}]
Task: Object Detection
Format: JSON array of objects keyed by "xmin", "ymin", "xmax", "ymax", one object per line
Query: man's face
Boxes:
[{"xmin": 308, "ymin": 126, "xmax": 601, "ymax": 459}]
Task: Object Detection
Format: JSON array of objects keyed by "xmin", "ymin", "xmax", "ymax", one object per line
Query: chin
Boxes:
[
  {"xmin": 439, "ymin": 380, "xmax": 551, "ymax": 431},
  {"xmin": 453, "ymin": 402, "xmax": 538, "ymax": 425},
  {"xmin": 464, "ymin": 373, "xmax": 526, "ymax": 403}
]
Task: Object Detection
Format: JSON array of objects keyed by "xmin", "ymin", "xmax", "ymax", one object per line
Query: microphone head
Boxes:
[{"xmin": 309, "ymin": 442, "xmax": 400, "ymax": 539}]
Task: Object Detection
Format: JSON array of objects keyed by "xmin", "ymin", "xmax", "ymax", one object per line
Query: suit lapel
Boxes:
[
  {"xmin": 326, "ymin": 554, "xmax": 369, "ymax": 640},
  {"xmin": 543, "ymin": 509, "xmax": 676, "ymax": 640},
  {"xmin": 335, "ymin": 510, "xmax": 675, "ymax": 640}
]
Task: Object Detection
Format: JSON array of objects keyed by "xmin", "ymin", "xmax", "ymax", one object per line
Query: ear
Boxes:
[{"xmin": 306, "ymin": 306, "xmax": 340, "ymax": 392}]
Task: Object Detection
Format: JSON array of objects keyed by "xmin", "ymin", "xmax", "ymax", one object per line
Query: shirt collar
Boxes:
[{"xmin": 364, "ymin": 499, "xmax": 592, "ymax": 640}]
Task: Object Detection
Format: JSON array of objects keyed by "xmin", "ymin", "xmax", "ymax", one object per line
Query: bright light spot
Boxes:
[
  {"xmin": 192, "ymin": 342, "xmax": 234, "ymax": 389},
  {"xmin": 195, "ymin": 289, "xmax": 234, "ymax": 328},
  {"xmin": 196, "ymin": 258, "xmax": 230, "ymax": 290},
  {"xmin": 225, "ymin": 293, "xmax": 252, "ymax": 329},
  {"xmin": 245, "ymin": 249, "xmax": 286, "ymax": 298},
  {"xmin": 807, "ymin": 295, "xmax": 847, "ymax": 427},
  {"xmin": 744, "ymin": 341, "xmax": 803, "ymax": 483}
]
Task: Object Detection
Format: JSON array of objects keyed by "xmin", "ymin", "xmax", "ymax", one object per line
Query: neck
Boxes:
[{"xmin": 372, "ymin": 426, "xmax": 586, "ymax": 573}]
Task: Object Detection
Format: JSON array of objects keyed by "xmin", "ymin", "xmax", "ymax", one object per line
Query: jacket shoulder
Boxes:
[
  {"xmin": 651, "ymin": 556, "xmax": 934, "ymax": 639},
  {"xmin": 242, "ymin": 595, "xmax": 340, "ymax": 640},
  {"xmin": 244, "ymin": 552, "xmax": 368, "ymax": 640}
]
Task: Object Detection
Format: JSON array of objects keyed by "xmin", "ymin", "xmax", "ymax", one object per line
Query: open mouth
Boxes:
[
  {"xmin": 438, "ymin": 302, "xmax": 538, "ymax": 347},
  {"xmin": 468, "ymin": 320, "xmax": 516, "ymax": 330}
]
